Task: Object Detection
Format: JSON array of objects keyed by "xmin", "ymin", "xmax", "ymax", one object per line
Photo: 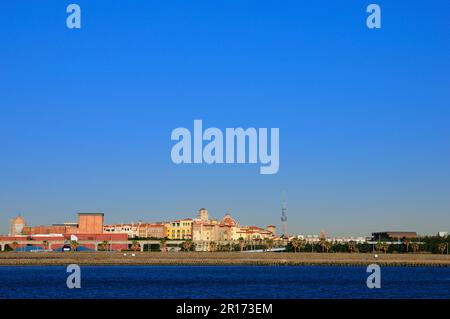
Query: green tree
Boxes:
[
  {"xmin": 319, "ymin": 239, "xmax": 331, "ymax": 253},
  {"xmin": 375, "ymin": 241, "xmax": 383, "ymax": 253},
  {"xmin": 381, "ymin": 242, "xmax": 389, "ymax": 254},
  {"xmin": 438, "ymin": 243, "xmax": 447, "ymax": 254},
  {"xmin": 347, "ymin": 241, "xmax": 356, "ymax": 253},
  {"xmin": 298, "ymin": 239, "xmax": 306, "ymax": 252}
]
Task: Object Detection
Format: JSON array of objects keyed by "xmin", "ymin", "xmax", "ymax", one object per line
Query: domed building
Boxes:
[
  {"xmin": 10, "ymin": 215, "xmax": 26, "ymax": 236},
  {"xmin": 219, "ymin": 214, "xmax": 238, "ymax": 227},
  {"xmin": 192, "ymin": 208, "xmax": 277, "ymax": 250}
]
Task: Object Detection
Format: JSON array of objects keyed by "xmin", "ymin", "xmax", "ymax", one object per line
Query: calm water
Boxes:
[{"xmin": 0, "ymin": 266, "xmax": 449, "ymax": 299}]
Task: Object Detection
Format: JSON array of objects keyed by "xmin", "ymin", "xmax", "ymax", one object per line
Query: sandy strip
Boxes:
[{"xmin": 1, "ymin": 252, "xmax": 450, "ymax": 266}]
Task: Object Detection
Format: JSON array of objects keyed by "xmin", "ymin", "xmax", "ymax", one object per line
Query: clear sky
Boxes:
[{"xmin": 0, "ymin": 1, "xmax": 449, "ymax": 236}]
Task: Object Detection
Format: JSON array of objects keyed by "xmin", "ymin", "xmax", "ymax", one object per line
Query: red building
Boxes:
[
  {"xmin": 0, "ymin": 233, "xmax": 129, "ymax": 251},
  {"xmin": 2, "ymin": 213, "xmax": 129, "ymax": 251}
]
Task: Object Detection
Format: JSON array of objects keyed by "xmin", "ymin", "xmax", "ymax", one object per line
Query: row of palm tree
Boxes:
[
  {"xmin": 65, "ymin": 239, "xmax": 448, "ymax": 254},
  {"xmin": 291, "ymin": 238, "xmax": 361, "ymax": 254},
  {"xmin": 5, "ymin": 238, "xmax": 447, "ymax": 254},
  {"xmin": 205, "ymin": 238, "xmax": 276, "ymax": 252},
  {"xmin": 288, "ymin": 239, "xmax": 425, "ymax": 254}
]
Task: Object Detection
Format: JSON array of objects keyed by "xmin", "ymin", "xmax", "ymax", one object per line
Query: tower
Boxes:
[
  {"xmin": 281, "ymin": 192, "xmax": 288, "ymax": 237},
  {"xmin": 198, "ymin": 208, "xmax": 209, "ymax": 222},
  {"xmin": 10, "ymin": 215, "xmax": 26, "ymax": 236}
]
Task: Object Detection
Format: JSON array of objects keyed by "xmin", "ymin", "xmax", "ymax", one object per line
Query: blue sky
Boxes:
[{"xmin": 0, "ymin": 1, "xmax": 449, "ymax": 236}]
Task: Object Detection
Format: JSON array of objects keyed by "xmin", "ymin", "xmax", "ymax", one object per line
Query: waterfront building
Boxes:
[
  {"xmin": 19, "ymin": 213, "xmax": 104, "ymax": 235},
  {"xmin": 301, "ymin": 235, "xmax": 320, "ymax": 243},
  {"xmin": 4, "ymin": 208, "xmax": 277, "ymax": 251},
  {"xmin": 371, "ymin": 231, "xmax": 417, "ymax": 241},
  {"xmin": 234, "ymin": 226, "xmax": 274, "ymax": 241},
  {"xmin": 167, "ymin": 218, "xmax": 193, "ymax": 240},
  {"xmin": 325, "ymin": 236, "xmax": 366, "ymax": 243},
  {"xmin": 3, "ymin": 212, "xmax": 129, "ymax": 251},
  {"xmin": 22, "ymin": 223, "xmax": 77, "ymax": 236},
  {"xmin": 192, "ymin": 208, "xmax": 276, "ymax": 251},
  {"xmin": 297, "ymin": 234, "xmax": 366, "ymax": 244},
  {"xmin": 78, "ymin": 213, "xmax": 104, "ymax": 234},
  {"xmin": 0, "ymin": 233, "xmax": 128, "ymax": 251},
  {"xmin": 137, "ymin": 223, "xmax": 166, "ymax": 238},
  {"xmin": 103, "ymin": 223, "xmax": 139, "ymax": 237}
]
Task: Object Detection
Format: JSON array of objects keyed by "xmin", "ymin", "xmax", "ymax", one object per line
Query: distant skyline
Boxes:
[{"xmin": 1, "ymin": 1, "xmax": 449, "ymax": 236}]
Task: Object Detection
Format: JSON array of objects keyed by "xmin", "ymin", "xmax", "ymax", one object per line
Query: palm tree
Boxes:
[
  {"xmin": 208, "ymin": 241, "xmax": 217, "ymax": 252},
  {"xmin": 438, "ymin": 243, "xmax": 447, "ymax": 254},
  {"xmin": 159, "ymin": 239, "xmax": 167, "ymax": 252},
  {"xmin": 381, "ymin": 242, "xmax": 389, "ymax": 254},
  {"xmin": 291, "ymin": 238, "xmax": 300, "ymax": 253},
  {"xmin": 319, "ymin": 239, "xmax": 330, "ymax": 253},
  {"xmin": 251, "ymin": 239, "xmax": 257, "ymax": 250},
  {"xmin": 347, "ymin": 241, "xmax": 356, "ymax": 253},
  {"xmin": 255, "ymin": 238, "xmax": 263, "ymax": 249},
  {"xmin": 298, "ymin": 239, "xmax": 306, "ymax": 252},
  {"xmin": 410, "ymin": 242, "xmax": 419, "ymax": 253},
  {"xmin": 264, "ymin": 238, "xmax": 274, "ymax": 252},
  {"xmin": 131, "ymin": 240, "xmax": 140, "ymax": 252},
  {"xmin": 238, "ymin": 237, "xmax": 246, "ymax": 251},
  {"xmin": 11, "ymin": 241, "xmax": 19, "ymax": 251},
  {"xmin": 324, "ymin": 241, "xmax": 332, "ymax": 253},
  {"xmin": 403, "ymin": 239, "xmax": 410, "ymax": 253},
  {"xmin": 100, "ymin": 240, "xmax": 109, "ymax": 251},
  {"xmin": 292, "ymin": 238, "xmax": 306, "ymax": 253},
  {"xmin": 375, "ymin": 241, "xmax": 383, "ymax": 253},
  {"xmin": 42, "ymin": 240, "xmax": 50, "ymax": 250},
  {"xmin": 182, "ymin": 240, "xmax": 193, "ymax": 252},
  {"xmin": 70, "ymin": 240, "xmax": 79, "ymax": 252}
]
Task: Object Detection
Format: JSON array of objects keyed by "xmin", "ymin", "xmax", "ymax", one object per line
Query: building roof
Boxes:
[
  {"xmin": 12, "ymin": 215, "xmax": 25, "ymax": 224},
  {"xmin": 373, "ymin": 231, "xmax": 417, "ymax": 236},
  {"xmin": 220, "ymin": 214, "xmax": 237, "ymax": 227},
  {"xmin": 78, "ymin": 213, "xmax": 104, "ymax": 216},
  {"xmin": 138, "ymin": 223, "xmax": 165, "ymax": 227}
]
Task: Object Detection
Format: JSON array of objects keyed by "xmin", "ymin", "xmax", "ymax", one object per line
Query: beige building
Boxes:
[
  {"xmin": 103, "ymin": 223, "xmax": 139, "ymax": 237},
  {"xmin": 192, "ymin": 208, "xmax": 276, "ymax": 251},
  {"xmin": 137, "ymin": 223, "xmax": 166, "ymax": 238}
]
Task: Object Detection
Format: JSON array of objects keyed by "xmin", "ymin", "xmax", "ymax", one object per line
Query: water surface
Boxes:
[{"xmin": 1, "ymin": 266, "xmax": 449, "ymax": 299}]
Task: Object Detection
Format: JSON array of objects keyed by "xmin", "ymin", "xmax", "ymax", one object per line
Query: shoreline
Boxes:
[{"xmin": 1, "ymin": 252, "xmax": 450, "ymax": 267}]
